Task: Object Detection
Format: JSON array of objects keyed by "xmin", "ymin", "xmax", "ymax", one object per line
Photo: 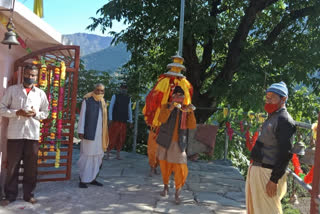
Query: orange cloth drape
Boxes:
[
  {"xmin": 142, "ymin": 75, "xmax": 193, "ymax": 127},
  {"xmin": 107, "ymin": 121, "xmax": 127, "ymax": 152},
  {"xmin": 147, "ymin": 129, "xmax": 159, "ymax": 168},
  {"xmin": 159, "ymin": 160, "xmax": 188, "ymax": 189}
]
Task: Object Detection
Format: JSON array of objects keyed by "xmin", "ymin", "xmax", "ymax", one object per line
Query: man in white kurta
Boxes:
[{"xmin": 77, "ymin": 84, "xmax": 109, "ymax": 188}]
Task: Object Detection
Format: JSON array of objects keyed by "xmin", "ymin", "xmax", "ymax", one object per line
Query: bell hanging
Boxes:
[
  {"xmin": 300, "ymin": 147, "xmax": 315, "ymax": 166},
  {"xmin": 292, "ymin": 141, "xmax": 305, "ymax": 156},
  {"xmin": 1, "ymin": 18, "xmax": 20, "ymax": 49}
]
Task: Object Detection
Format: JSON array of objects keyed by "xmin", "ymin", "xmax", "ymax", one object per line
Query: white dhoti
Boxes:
[
  {"xmin": 77, "ymin": 101, "xmax": 104, "ymax": 183},
  {"xmin": 246, "ymin": 165, "xmax": 287, "ymax": 214}
]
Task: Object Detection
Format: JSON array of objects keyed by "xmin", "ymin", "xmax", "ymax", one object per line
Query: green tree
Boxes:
[
  {"xmin": 287, "ymin": 86, "xmax": 320, "ymax": 124},
  {"xmin": 77, "ymin": 69, "xmax": 114, "ymax": 101},
  {"xmin": 77, "ymin": 60, "xmax": 117, "ymax": 105},
  {"xmin": 88, "ymin": 0, "xmax": 320, "ymax": 123}
]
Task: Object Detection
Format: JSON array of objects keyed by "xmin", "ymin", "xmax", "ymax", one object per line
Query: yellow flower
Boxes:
[
  {"xmin": 223, "ymin": 108, "xmax": 228, "ymax": 117},
  {"xmin": 49, "ymin": 145, "xmax": 55, "ymax": 152},
  {"xmin": 60, "ymin": 61, "xmax": 66, "ymax": 81},
  {"xmin": 248, "ymin": 111, "xmax": 255, "ymax": 120},
  {"xmin": 312, "ymin": 122, "xmax": 318, "ymax": 140},
  {"xmin": 258, "ymin": 113, "xmax": 266, "ymax": 123}
]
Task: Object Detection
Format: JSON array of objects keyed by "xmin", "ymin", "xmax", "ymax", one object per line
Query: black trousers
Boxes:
[{"xmin": 5, "ymin": 139, "xmax": 39, "ymax": 201}]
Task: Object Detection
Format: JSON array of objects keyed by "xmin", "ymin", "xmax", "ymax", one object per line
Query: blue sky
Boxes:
[{"xmin": 20, "ymin": 0, "xmax": 126, "ymax": 36}]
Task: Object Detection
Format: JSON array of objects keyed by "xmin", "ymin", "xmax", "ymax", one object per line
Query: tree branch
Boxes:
[
  {"xmin": 264, "ymin": 4, "xmax": 320, "ymax": 46},
  {"xmin": 200, "ymin": 0, "xmax": 222, "ymax": 80},
  {"xmin": 184, "ymin": 36, "xmax": 201, "ymax": 88},
  {"xmin": 200, "ymin": 63, "xmax": 217, "ymax": 84},
  {"xmin": 200, "ymin": 38, "xmax": 214, "ymax": 77},
  {"xmin": 213, "ymin": 0, "xmax": 279, "ymax": 83},
  {"xmin": 210, "ymin": 0, "xmax": 222, "ymax": 16}
]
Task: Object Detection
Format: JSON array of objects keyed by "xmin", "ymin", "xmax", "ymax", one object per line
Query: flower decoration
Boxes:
[
  {"xmin": 36, "ymin": 60, "xmax": 66, "ymax": 168},
  {"xmin": 292, "ymin": 153, "xmax": 314, "ymax": 184}
]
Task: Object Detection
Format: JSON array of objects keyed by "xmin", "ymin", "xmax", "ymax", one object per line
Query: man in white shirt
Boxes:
[
  {"xmin": 0, "ymin": 65, "xmax": 49, "ymax": 206},
  {"xmin": 77, "ymin": 84, "xmax": 109, "ymax": 188}
]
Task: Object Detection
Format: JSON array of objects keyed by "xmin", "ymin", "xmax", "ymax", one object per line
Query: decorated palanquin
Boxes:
[
  {"xmin": 13, "ymin": 45, "xmax": 80, "ymax": 182},
  {"xmin": 143, "ymin": 55, "xmax": 193, "ymax": 128}
]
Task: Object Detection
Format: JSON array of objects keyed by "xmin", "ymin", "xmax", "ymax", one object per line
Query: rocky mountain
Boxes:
[
  {"xmin": 63, "ymin": 33, "xmax": 130, "ymax": 72},
  {"xmin": 62, "ymin": 33, "xmax": 113, "ymax": 56}
]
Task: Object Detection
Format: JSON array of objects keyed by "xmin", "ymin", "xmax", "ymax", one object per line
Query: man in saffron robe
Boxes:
[
  {"xmin": 156, "ymin": 86, "xmax": 196, "ymax": 204},
  {"xmin": 106, "ymin": 84, "xmax": 133, "ymax": 160},
  {"xmin": 246, "ymin": 81, "xmax": 296, "ymax": 214},
  {"xmin": 78, "ymin": 83, "xmax": 109, "ymax": 188}
]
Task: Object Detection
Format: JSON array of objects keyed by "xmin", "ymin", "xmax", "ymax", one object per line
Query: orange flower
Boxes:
[{"xmin": 49, "ymin": 145, "xmax": 55, "ymax": 152}]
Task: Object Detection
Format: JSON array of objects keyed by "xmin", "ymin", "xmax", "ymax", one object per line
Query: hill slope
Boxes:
[
  {"xmin": 82, "ymin": 43, "xmax": 131, "ymax": 72},
  {"xmin": 62, "ymin": 33, "xmax": 113, "ymax": 56}
]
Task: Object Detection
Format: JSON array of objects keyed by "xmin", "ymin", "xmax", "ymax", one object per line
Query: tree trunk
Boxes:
[
  {"xmin": 182, "ymin": 0, "xmax": 279, "ymax": 123},
  {"xmin": 183, "ymin": 43, "xmax": 217, "ymax": 122}
]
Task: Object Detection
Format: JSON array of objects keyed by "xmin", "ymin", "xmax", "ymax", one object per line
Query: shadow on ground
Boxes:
[{"xmin": 0, "ymin": 148, "xmax": 246, "ymax": 214}]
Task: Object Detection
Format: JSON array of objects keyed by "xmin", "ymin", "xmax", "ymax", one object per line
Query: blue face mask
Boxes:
[{"xmin": 24, "ymin": 77, "xmax": 36, "ymax": 85}]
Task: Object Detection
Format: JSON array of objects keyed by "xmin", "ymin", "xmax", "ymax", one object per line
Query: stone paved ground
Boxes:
[
  {"xmin": 293, "ymin": 197, "xmax": 310, "ymax": 214},
  {"xmin": 0, "ymin": 147, "xmax": 246, "ymax": 214}
]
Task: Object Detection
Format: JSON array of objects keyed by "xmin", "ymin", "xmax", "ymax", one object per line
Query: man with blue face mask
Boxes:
[{"xmin": 0, "ymin": 65, "xmax": 49, "ymax": 206}]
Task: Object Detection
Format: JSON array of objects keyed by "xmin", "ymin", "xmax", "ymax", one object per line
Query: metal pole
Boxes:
[
  {"xmin": 178, "ymin": 0, "xmax": 185, "ymax": 56},
  {"xmin": 132, "ymin": 68, "xmax": 141, "ymax": 153},
  {"xmin": 224, "ymin": 105, "xmax": 230, "ymax": 160},
  {"xmin": 224, "ymin": 129, "xmax": 228, "ymax": 160},
  {"xmin": 287, "ymin": 168, "xmax": 312, "ymax": 193},
  {"xmin": 310, "ymin": 112, "xmax": 320, "ymax": 214},
  {"xmin": 132, "ymin": 100, "xmax": 139, "ymax": 153},
  {"xmin": 295, "ymin": 121, "xmax": 312, "ymax": 129}
]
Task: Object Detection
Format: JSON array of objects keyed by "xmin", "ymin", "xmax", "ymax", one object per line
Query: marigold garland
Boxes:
[
  {"xmin": 35, "ymin": 60, "xmax": 66, "ymax": 168},
  {"xmin": 240, "ymin": 121, "xmax": 244, "ymax": 133},
  {"xmin": 292, "ymin": 153, "xmax": 314, "ymax": 184},
  {"xmin": 245, "ymin": 131, "xmax": 259, "ymax": 151},
  {"xmin": 225, "ymin": 122, "xmax": 234, "ymax": 141},
  {"xmin": 49, "ymin": 65, "xmax": 59, "ymax": 154},
  {"xmin": 37, "ymin": 59, "xmax": 48, "ymax": 164},
  {"xmin": 55, "ymin": 61, "xmax": 66, "ymax": 168}
]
